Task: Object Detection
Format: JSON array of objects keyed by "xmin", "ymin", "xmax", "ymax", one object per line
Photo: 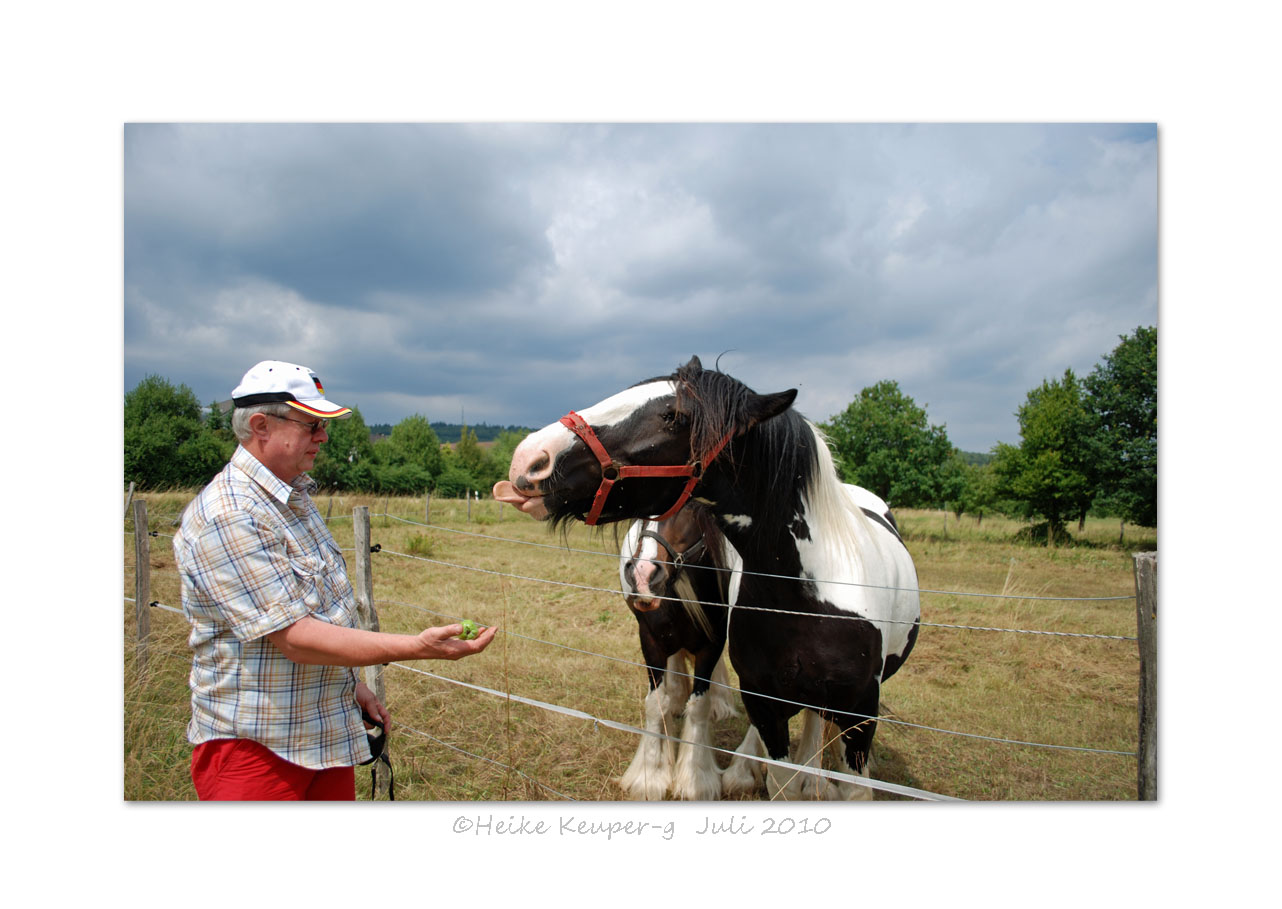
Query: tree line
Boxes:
[
  {"xmin": 124, "ymin": 325, "xmax": 1155, "ymax": 541},
  {"xmin": 820, "ymin": 325, "xmax": 1156, "ymax": 539},
  {"xmin": 123, "ymin": 377, "xmax": 524, "ymax": 500}
]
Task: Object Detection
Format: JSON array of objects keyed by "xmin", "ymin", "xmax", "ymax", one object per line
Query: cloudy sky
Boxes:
[{"xmin": 124, "ymin": 123, "xmax": 1156, "ymax": 453}]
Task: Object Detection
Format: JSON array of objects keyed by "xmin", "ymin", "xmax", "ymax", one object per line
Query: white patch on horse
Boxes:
[
  {"xmin": 619, "ymin": 651, "xmax": 691, "ymax": 800},
  {"xmin": 624, "ymin": 520, "xmax": 664, "ymax": 598},
  {"xmin": 788, "ymin": 422, "xmax": 920, "ymax": 669},
  {"xmin": 722, "ymin": 725, "xmax": 765, "ymax": 797},
  {"xmin": 708, "ymin": 658, "xmax": 738, "ymax": 722},
  {"xmin": 619, "ymin": 681, "xmax": 677, "ymax": 800},
  {"xmin": 671, "ymin": 690, "xmax": 723, "ymax": 800},
  {"xmin": 723, "ymin": 514, "xmax": 753, "ymax": 529},
  {"xmin": 578, "ymin": 380, "xmax": 676, "ymax": 428}
]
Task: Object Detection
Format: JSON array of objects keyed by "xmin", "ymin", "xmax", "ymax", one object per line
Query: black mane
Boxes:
[{"xmin": 675, "ymin": 362, "xmax": 822, "ymax": 541}]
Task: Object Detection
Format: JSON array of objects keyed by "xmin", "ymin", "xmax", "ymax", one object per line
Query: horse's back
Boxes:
[{"xmin": 829, "ymin": 483, "xmax": 920, "ymax": 661}]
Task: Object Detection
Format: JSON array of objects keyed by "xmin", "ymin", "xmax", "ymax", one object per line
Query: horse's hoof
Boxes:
[
  {"xmin": 721, "ymin": 765, "xmax": 760, "ymax": 797},
  {"xmin": 617, "ymin": 774, "xmax": 671, "ymax": 800}
]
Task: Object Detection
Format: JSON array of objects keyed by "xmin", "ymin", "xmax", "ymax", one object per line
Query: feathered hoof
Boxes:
[
  {"xmin": 721, "ymin": 759, "xmax": 762, "ymax": 798},
  {"xmin": 672, "ymin": 764, "xmax": 723, "ymax": 801},
  {"xmin": 836, "ymin": 779, "xmax": 876, "ymax": 801},
  {"xmin": 765, "ymin": 766, "xmax": 810, "ymax": 802},
  {"xmin": 618, "ymin": 769, "xmax": 672, "ymax": 801}
]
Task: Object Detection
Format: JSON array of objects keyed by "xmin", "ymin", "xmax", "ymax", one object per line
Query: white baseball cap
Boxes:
[{"xmin": 231, "ymin": 360, "xmax": 353, "ymax": 418}]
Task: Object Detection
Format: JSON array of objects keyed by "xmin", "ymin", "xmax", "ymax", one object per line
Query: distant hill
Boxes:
[{"xmin": 367, "ymin": 422, "xmax": 534, "ymax": 443}]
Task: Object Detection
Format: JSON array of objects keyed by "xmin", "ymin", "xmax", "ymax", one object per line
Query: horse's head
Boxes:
[
  {"xmin": 620, "ymin": 504, "xmax": 709, "ymax": 613},
  {"xmin": 493, "ymin": 356, "xmax": 796, "ymax": 526}
]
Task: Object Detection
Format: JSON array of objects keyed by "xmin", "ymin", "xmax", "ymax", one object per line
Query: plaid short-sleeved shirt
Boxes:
[{"xmin": 174, "ymin": 445, "xmax": 370, "ymax": 769}]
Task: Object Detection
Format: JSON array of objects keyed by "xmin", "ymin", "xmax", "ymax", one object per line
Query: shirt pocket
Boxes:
[{"xmin": 286, "ymin": 549, "xmax": 326, "ymax": 613}]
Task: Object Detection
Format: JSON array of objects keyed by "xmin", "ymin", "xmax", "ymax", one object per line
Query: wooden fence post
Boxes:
[
  {"xmin": 352, "ymin": 506, "xmax": 390, "ymax": 799},
  {"xmin": 1134, "ymin": 551, "xmax": 1157, "ymax": 800},
  {"xmin": 425, "ymin": 491, "xmax": 431, "ymax": 524},
  {"xmin": 123, "ymin": 481, "xmax": 135, "ymax": 520},
  {"xmin": 132, "ymin": 499, "xmax": 151, "ymax": 678}
]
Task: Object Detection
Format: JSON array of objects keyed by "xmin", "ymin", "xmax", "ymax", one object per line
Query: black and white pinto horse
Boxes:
[
  {"xmin": 495, "ymin": 356, "xmax": 920, "ymax": 799},
  {"xmin": 617, "ymin": 502, "xmax": 742, "ymax": 800}
]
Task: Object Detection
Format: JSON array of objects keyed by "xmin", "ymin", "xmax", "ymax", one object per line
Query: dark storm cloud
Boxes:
[
  {"xmin": 125, "ymin": 124, "xmax": 554, "ymax": 307},
  {"xmin": 123, "ymin": 123, "xmax": 1157, "ymax": 453}
]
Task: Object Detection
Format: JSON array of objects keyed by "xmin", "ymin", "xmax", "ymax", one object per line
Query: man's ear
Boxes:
[{"xmin": 247, "ymin": 412, "xmax": 272, "ymax": 440}]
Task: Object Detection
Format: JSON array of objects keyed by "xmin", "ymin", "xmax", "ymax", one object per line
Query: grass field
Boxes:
[{"xmin": 123, "ymin": 491, "xmax": 1155, "ymax": 801}]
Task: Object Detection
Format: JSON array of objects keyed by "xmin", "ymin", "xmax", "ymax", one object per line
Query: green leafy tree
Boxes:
[
  {"xmin": 455, "ymin": 426, "xmax": 486, "ymax": 476},
  {"xmin": 383, "ymin": 415, "xmax": 444, "ymax": 478},
  {"xmin": 992, "ymin": 369, "xmax": 1095, "ymax": 541},
  {"xmin": 434, "ymin": 446, "xmax": 479, "ymax": 498},
  {"xmin": 205, "ymin": 401, "xmax": 235, "ymax": 444},
  {"xmin": 376, "ymin": 463, "xmax": 434, "ymax": 494},
  {"xmin": 822, "ymin": 379, "xmax": 956, "ymax": 507},
  {"xmin": 1084, "ymin": 326, "xmax": 1157, "ymax": 527},
  {"xmin": 962, "ymin": 461, "xmax": 1002, "ymax": 523},
  {"xmin": 124, "ymin": 375, "xmax": 232, "ymax": 489},
  {"xmin": 310, "ymin": 407, "xmax": 374, "ymax": 490},
  {"xmin": 939, "ymin": 452, "xmax": 974, "ymax": 519}
]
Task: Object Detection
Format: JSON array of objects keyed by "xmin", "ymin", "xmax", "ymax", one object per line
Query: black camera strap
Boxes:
[{"xmin": 359, "ymin": 709, "xmax": 395, "ymax": 800}]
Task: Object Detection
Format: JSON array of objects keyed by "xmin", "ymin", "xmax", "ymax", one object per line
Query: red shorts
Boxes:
[{"xmin": 191, "ymin": 738, "xmax": 356, "ymax": 801}]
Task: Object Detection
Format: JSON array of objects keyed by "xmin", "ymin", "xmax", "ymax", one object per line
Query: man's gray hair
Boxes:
[{"xmin": 231, "ymin": 402, "xmax": 298, "ymax": 442}]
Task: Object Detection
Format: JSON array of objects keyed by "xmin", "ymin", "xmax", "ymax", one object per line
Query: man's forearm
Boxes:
[{"xmin": 267, "ymin": 616, "xmax": 427, "ymax": 667}]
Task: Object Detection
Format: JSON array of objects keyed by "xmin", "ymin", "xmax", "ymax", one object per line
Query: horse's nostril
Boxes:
[{"xmin": 528, "ymin": 452, "xmax": 550, "ymax": 477}]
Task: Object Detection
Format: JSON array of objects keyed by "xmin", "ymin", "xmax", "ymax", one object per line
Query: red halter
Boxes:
[{"xmin": 559, "ymin": 411, "xmax": 731, "ymax": 525}]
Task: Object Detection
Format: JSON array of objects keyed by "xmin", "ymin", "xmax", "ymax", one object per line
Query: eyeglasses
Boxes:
[{"xmin": 267, "ymin": 413, "xmax": 330, "ymax": 434}]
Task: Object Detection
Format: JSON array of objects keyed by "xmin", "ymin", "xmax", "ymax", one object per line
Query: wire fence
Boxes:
[{"xmin": 125, "ymin": 496, "xmax": 1154, "ymax": 800}]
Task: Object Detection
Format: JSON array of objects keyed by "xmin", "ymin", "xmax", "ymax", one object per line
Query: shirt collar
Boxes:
[{"xmin": 230, "ymin": 445, "xmax": 316, "ymax": 506}]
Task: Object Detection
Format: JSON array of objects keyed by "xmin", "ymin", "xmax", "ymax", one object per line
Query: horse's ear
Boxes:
[
  {"xmin": 743, "ymin": 388, "xmax": 797, "ymax": 431},
  {"xmin": 684, "ymin": 355, "xmax": 703, "ymax": 372}
]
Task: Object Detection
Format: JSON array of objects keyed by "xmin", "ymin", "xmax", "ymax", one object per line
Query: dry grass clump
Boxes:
[{"xmin": 124, "ymin": 495, "xmax": 1153, "ymax": 801}]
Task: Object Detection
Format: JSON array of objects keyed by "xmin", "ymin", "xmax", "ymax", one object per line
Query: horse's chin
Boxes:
[{"xmin": 492, "ymin": 481, "xmax": 550, "ymax": 521}]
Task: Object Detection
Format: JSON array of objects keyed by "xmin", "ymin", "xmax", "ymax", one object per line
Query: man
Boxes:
[{"xmin": 174, "ymin": 360, "xmax": 497, "ymax": 800}]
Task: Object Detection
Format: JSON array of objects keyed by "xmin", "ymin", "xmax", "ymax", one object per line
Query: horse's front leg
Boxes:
[
  {"xmin": 671, "ymin": 646, "xmax": 726, "ymax": 800},
  {"xmin": 739, "ymin": 691, "xmax": 803, "ymax": 801},
  {"xmin": 825, "ymin": 682, "xmax": 881, "ymax": 801},
  {"xmin": 619, "ymin": 648, "xmax": 685, "ymax": 800}
]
